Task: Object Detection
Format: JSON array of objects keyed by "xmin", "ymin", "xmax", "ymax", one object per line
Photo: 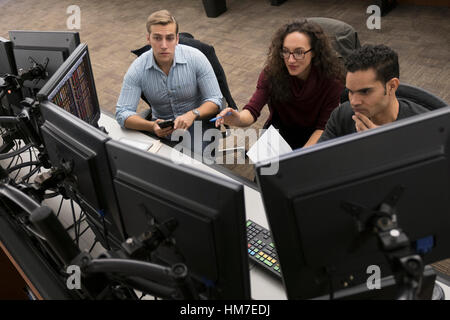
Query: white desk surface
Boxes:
[{"xmin": 99, "ymin": 113, "xmax": 450, "ymax": 300}]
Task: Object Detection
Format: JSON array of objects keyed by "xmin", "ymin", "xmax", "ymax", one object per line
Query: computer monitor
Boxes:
[
  {"xmin": 37, "ymin": 43, "xmax": 101, "ymax": 127},
  {"xmin": 0, "ymin": 36, "xmax": 17, "ymax": 75},
  {"xmin": 9, "ymin": 31, "xmax": 80, "ymax": 92},
  {"xmin": 0, "ymin": 36, "xmax": 22, "ymax": 114},
  {"xmin": 38, "ymin": 100, "xmax": 125, "ymax": 248},
  {"xmin": 255, "ymin": 107, "xmax": 450, "ymax": 299},
  {"xmin": 106, "ymin": 140, "xmax": 251, "ymax": 299}
]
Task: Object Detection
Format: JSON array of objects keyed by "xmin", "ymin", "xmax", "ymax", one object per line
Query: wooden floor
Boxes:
[{"xmin": 1, "ymin": 0, "xmax": 450, "ymax": 279}]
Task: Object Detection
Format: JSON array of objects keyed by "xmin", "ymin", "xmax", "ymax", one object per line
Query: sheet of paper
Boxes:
[
  {"xmin": 246, "ymin": 125, "xmax": 292, "ymax": 163},
  {"xmin": 119, "ymin": 137, "xmax": 153, "ymax": 151},
  {"xmin": 148, "ymin": 140, "xmax": 162, "ymax": 154}
]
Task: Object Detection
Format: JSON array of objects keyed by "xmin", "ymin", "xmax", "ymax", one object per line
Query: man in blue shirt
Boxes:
[{"xmin": 116, "ymin": 10, "xmax": 223, "ymax": 152}]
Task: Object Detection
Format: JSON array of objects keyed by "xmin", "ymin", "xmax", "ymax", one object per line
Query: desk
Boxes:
[{"xmin": 98, "ymin": 112, "xmax": 287, "ymax": 300}]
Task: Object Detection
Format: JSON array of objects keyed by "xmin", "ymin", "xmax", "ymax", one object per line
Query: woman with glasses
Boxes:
[{"xmin": 214, "ymin": 19, "xmax": 345, "ymax": 149}]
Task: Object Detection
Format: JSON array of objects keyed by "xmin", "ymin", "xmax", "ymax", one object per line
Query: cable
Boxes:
[
  {"xmin": 13, "ymin": 154, "xmax": 23, "ymax": 180},
  {"xmin": 89, "ymin": 240, "xmax": 99, "ymax": 254},
  {"xmin": 79, "ymin": 225, "xmax": 90, "ymax": 238},
  {"xmin": 0, "ymin": 143, "xmax": 33, "ymax": 160},
  {"xmin": 101, "ymin": 215, "xmax": 112, "ymax": 251},
  {"xmin": 70, "ymin": 199, "xmax": 79, "ymax": 246},
  {"xmin": 42, "ymin": 192, "xmax": 60, "ymax": 199},
  {"xmin": 19, "ymin": 165, "xmax": 41, "ymax": 183},
  {"xmin": 22, "ymin": 224, "xmax": 47, "ymax": 241},
  {"xmin": 76, "ymin": 210, "xmax": 86, "ymax": 239},
  {"xmin": 139, "ymin": 292, "xmax": 147, "ymax": 300},
  {"xmin": 27, "ymin": 148, "xmax": 34, "ymax": 181},
  {"xmin": 8, "ymin": 161, "xmax": 40, "ymax": 173},
  {"xmin": 6, "ymin": 140, "xmax": 19, "ymax": 169},
  {"xmin": 56, "ymin": 197, "xmax": 64, "ymax": 218}
]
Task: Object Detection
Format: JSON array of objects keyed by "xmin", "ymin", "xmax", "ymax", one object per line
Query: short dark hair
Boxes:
[{"xmin": 345, "ymin": 44, "xmax": 399, "ymax": 84}]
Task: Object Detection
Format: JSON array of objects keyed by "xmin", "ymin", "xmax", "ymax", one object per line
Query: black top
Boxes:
[{"xmin": 318, "ymin": 98, "xmax": 430, "ymax": 142}]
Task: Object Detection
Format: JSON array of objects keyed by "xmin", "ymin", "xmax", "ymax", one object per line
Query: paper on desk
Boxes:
[
  {"xmin": 148, "ymin": 140, "xmax": 162, "ymax": 154},
  {"xmin": 246, "ymin": 125, "xmax": 292, "ymax": 163},
  {"xmin": 119, "ymin": 137, "xmax": 153, "ymax": 151}
]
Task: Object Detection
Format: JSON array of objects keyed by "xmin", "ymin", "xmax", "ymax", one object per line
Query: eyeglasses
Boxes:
[{"xmin": 280, "ymin": 48, "xmax": 313, "ymax": 60}]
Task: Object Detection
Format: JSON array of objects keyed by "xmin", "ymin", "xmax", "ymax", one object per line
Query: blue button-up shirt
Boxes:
[{"xmin": 115, "ymin": 44, "xmax": 223, "ymax": 127}]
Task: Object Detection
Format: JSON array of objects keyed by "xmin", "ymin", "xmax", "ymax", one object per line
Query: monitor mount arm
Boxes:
[
  {"xmin": 0, "ymin": 97, "xmax": 46, "ymax": 158},
  {"xmin": 342, "ymin": 185, "xmax": 427, "ymax": 300},
  {"xmin": 0, "ymin": 180, "xmax": 199, "ymax": 299},
  {"xmin": 0, "ymin": 57, "xmax": 48, "ymax": 98}
]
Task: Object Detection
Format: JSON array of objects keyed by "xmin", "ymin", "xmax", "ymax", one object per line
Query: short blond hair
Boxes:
[{"xmin": 146, "ymin": 10, "xmax": 178, "ymax": 34}]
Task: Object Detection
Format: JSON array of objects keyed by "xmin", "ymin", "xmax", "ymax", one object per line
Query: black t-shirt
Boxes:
[{"xmin": 318, "ymin": 98, "xmax": 429, "ymax": 142}]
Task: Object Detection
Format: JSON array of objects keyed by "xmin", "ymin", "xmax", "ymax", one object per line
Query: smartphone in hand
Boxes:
[{"xmin": 158, "ymin": 119, "xmax": 174, "ymax": 128}]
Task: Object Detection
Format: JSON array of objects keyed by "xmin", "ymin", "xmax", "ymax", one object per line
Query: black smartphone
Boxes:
[{"xmin": 158, "ymin": 119, "xmax": 174, "ymax": 128}]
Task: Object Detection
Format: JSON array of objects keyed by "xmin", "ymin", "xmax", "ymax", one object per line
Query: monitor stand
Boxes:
[{"xmin": 314, "ymin": 265, "xmax": 443, "ymax": 300}]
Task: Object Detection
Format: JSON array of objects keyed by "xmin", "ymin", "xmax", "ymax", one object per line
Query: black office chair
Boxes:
[
  {"xmin": 396, "ymin": 83, "xmax": 448, "ymax": 111},
  {"xmin": 340, "ymin": 83, "xmax": 448, "ymax": 111},
  {"xmin": 306, "ymin": 17, "xmax": 361, "ymax": 61}
]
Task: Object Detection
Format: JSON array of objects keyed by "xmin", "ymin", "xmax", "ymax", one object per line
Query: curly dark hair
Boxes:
[
  {"xmin": 345, "ymin": 44, "xmax": 399, "ymax": 85},
  {"xmin": 265, "ymin": 19, "xmax": 345, "ymax": 103}
]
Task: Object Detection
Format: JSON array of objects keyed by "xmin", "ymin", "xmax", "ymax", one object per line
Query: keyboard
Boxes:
[{"xmin": 246, "ymin": 219, "xmax": 282, "ymax": 279}]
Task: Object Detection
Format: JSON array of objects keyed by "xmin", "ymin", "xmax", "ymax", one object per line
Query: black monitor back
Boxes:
[
  {"xmin": 39, "ymin": 101, "xmax": 125, "ymax": 246},
  {"xmin": 106, "ymin": 139, "xmax": 251, "ymax": 299},
  {"xmin": 0, "ymin": 36, "xmax": 17, "ymax": 75},
  {"xmin": 0, "ymin": 36, "xmax": 22, "ymax": 114},
  {"xmin": 9, "ymin": 30, "xmax": 80, "ymax": 91},
  {"xmin": 256, "ymin": 107, "xmax": 450, "ymax": 299}
]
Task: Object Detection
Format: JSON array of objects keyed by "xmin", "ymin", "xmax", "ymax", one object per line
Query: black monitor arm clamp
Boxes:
[
  {"xmin": 342, "ymin": 185, "xmax": 433, "ymax": 300},
  {"xmin": 0, "ymin": 57, "xmax": 48, "ymax": 98}
]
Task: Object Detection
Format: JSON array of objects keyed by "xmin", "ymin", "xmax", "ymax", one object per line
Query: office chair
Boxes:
[
  {"xmin": 306, "ymin": 17, "xmax": 361, "ymax": 60},
  {"xmin": 395, "ymin": 83, "xmax": 448, "ymax": 111},
  {"xmin": 340, "ymin": 83, "xmax": 448, "ymax": 110}
]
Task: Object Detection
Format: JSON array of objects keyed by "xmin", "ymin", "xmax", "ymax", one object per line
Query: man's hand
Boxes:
[
  {"xmin": 214, "ymin": 107, "xmax": 241, "ymax": 127},
  {"xmin": 174, "ymin": 111, "xmax": 196, "ymax": 130},
  {"xmin": 352, "ymin": 112, "xmax": 379, "ymax": 132},
  {"xmin": 154, "ymin": 119, "xmax": 174, "ymax": 137}
]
